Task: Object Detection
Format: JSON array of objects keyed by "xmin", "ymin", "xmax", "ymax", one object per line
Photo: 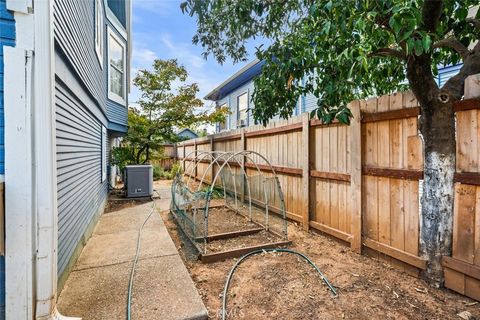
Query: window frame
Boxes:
[
  {"xmin": 107, "ymin": 26, "xmax": 127, "ymax": 106},
  {"xmin": 94, "ymin": 0, "xmax": 104, "ymax": 68},
  {"xmin": 236, "ymin": 92, "xmax": 248, "ymax": 128}
]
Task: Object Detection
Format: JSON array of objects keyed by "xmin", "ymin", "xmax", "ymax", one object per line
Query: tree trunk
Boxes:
[
  {"xmin": 418, "ymin": 97, "xmax": 456, "ymax": 286},
  {"xmin": 136, "ymin": 145, "xmax": 146, "ymax": 164},
  {"xmin": 145, "ymin": 145, "xmax": 150, "ymax": 164},
  {"xmin": 406, "ymin": 53, "xmax": 457, "ymax": 286}
]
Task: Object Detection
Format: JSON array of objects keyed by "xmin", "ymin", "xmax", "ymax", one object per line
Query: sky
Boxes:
[{"xmin": 130, "ymin": 0, "xmax": 259, "ymax": 117}]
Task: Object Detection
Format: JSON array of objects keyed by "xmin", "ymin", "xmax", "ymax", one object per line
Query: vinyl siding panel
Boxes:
[
  {"xmin": 106, "ymin": 99, "xmax": 127, "ymax": 125},
  {"xmin": 53, "ymin": 0, "xmax": 107, "ymax": 114},
  {"xmin": 55, "ymin": 80, "xmax": 108, "ymax": 277}
]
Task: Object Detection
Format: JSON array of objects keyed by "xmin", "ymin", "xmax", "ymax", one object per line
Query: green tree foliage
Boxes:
[
  {"xmin": 115, "ymin": 59, "xmax": 226, "ymax": 165},
  {"xmin": 182, "ymin": 0, "xmax": 479, "ymax": 124}
]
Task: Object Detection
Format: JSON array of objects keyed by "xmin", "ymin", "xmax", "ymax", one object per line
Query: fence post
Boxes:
[
  {"xmin": 194, "ymin": 140, "xmax": 197, "ymax": 180},
  {"xmin": 302, "ymin": 113, "xmax": 310, "ymax": 231},
  {"xmin": 349, "ymin": 101, "xmax": 362, "ymax": 253},
  {"xmin": 240, "ymin": 128, "xmax": 246, "ymax": 203},
  {"xmin": 182, "ymin": 144, "xmax": 186, "ymax": 172}
]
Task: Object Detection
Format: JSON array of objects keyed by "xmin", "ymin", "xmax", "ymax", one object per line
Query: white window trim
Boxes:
[
  {"xmin": 237, "ymin": 91, "xmax": 248, "ymax": 128},
  {"xmin": 102, "ymin": 126, "xmax": 107, "ymax": 182},
  {"xmin": 107, "ymin": 26, "xmax": 127, "ymax": 106},
  {"xmin": 95, "ymin": 0, "xmax": 104, "ymax": 68},
  {"xmin": 104, "ymin": 0, "xmax": 128, "ymax": 39}
]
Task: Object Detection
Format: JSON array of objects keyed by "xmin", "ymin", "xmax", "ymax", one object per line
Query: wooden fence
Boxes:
[
  {"xmin": 443, "ymin": 98, "xmax": 480, "ymax": 300},
  {"xmin": 176, "ymin": 92, "xmax": 480, "ymax": 300},
  {"xmin": 152, "ymin": 144, "xmax": 177, "ymax": 170}
]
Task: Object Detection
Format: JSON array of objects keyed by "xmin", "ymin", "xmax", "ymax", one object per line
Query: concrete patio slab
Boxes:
[
  {"xmin": 57, "ymin": 186, "xmax": 207, "ymax": 320},
  {"xmin": 73, "ymin": 228, "xmax": 178, "ymax": 270}
]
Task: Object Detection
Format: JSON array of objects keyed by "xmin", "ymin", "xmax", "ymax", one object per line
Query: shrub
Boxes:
[{"xmin": 153, "ymin": 164, "xmax": 163, "ymax": 181}]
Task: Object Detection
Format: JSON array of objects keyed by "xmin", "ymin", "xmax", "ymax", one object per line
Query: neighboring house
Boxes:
[
  {"xmin": 2, "ymin": 0, "xmax": 130, "ymax": 318},
  {"xmin": 207, "ymin": 59, "xmax": 463, "ymax": 133},
  {"xmin": 177, "ymin": 128, "xmax": 199, "ymax": 140}
]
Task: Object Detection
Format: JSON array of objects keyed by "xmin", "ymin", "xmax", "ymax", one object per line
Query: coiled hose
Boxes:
[
  {"xmin": 221, "ymin": 248, "xmax": 337, "ymax": 320},
  {"xmin": 126, "ymin": 191, "xmax": 159, "ymax": 320}
]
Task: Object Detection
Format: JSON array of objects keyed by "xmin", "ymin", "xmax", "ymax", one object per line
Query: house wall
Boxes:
[
  {"xmin": 105, "ymin": 19, "xmax": 128, "ymax": 131},
  {"xmin": 216, "ymin": 64, "xmax": 463, "ymax": 133},
  {"xmin": 53, "ymin": 0, "xmax": 107, "ymax": 115},
  {"xmin": 0, "ymin": 0, "xmax": 14, "ymax": 317},
  {"xmin": 53, "ymin": 0, "xmax": 112, "ymax": 286},
  {"xmin": 55, "ymin": 77, "xmax": 108, "ymax": 282}
]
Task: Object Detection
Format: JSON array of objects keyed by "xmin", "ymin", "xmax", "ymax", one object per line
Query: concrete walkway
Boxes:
[{"xmin": 57, "ymin": 182, "xmax": 207, "ymax": 320}]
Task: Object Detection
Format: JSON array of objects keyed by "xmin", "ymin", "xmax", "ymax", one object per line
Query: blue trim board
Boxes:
[{"xmin": 213, "ymin": 61, "xmax": 265, "ymax": 101}]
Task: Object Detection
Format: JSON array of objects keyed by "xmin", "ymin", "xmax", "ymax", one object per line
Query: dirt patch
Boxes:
[
  {"xmin": 196, "ymin": 207, "xmax": 258, "ymax": 235},
  {"xmin": 105, "ymin": 190, "xmax": 152, "ymax": 213},
  {"xmin": 205, "ymin": 230, "xmax": 283, "ymax": 254},
  {"xmin": 159, "ymin": 208, "xmax": 480, "ymax": 320}
]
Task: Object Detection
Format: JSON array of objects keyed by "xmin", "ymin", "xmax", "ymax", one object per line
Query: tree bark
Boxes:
[
  {"xmin": 418, "ymin": 98, "xmax": 456, "ymax": 286},
  {"xmin": 406, "ymin": 53, "xmax": 456, "ymax": 286},
  {"xmin": 406, "ymin": 45, "xmax": 480, "ymax": 285}
]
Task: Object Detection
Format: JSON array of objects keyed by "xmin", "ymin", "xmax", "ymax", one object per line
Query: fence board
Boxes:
[
  {"xmin": 176, "ymin": 91, "xmax": 425, "ymax": 273},
  {"xmin": 444, "ymin": 100, "xmax": 480, "ymax": 301}
]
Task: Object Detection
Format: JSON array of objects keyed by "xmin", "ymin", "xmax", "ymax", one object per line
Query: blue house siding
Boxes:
[
  {"xmin": 53, "ymin": 0, "xmax": 107, "ymax": 113},
  {"xmin": 53, "ymin": 0, "xmax": 114, "ymax": 288},
  {"xmin": 0, "ymin": 0, "xmax": 15, "ymax": 175},
  {"xmin": 55, "ymin": 78, "xmax": 108, "ymax": 280},
  {"xmin": 0, "ymin": 1, "xmax": 14, "ymax": 317}
]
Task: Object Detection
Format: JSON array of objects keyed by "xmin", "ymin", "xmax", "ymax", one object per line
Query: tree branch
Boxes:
[
  {"xmin": 370, "ymin": 48, "xmax": 406, "ymax": 60},
  {"xmin": 433, "ymin": 38, "xmax": 469, "ymax": 59},
  {"xmin": 422, "ymin": 0, "xmax": 444, "ymax": 32},
  {"xmin": 442, "ymin": 49, "xmax": 480, "ymax": 100},
  {"xmin": 466, "ymin": 18, "xmax": 480, "ymax": 30}
]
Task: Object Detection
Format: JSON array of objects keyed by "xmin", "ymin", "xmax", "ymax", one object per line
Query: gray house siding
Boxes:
[
  {"xmin": 53, "ymin": 0, "xmax": 113, "ymax": 284},
  {"xmin": 53, "ymin": 0, "xmax": 107, "ymax": 114},
  {"xmin": 55, "ymin": 78, "xmax": 108, "ymax": 278}
]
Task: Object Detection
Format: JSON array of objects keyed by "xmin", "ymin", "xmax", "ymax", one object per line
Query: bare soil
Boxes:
[
  {"xmin": 196, "ymin": 207, "xmax": 258, "ymax": 235},
  {"xmin": 159, "ymin": 209, "xmax": 480, "ymax": 320},
  {"xmin": 206, "ymin": 230, "xmax": 282, "ymax": 254},
  {"xmin": 105, "ymin": 189, "xmax": 152, "ymax": 213}
]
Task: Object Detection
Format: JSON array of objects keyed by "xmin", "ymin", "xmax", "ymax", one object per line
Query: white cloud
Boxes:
[
  {"xmin": 160, "ymin": 33, "xmax": 205, "ymax": 69},
  {"xmin": 133, "ymin": 47, "xmax": 157, "ymax": 65}
]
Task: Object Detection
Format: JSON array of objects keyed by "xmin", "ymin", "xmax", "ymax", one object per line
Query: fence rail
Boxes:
[{"xmin": 174, "ymin": 91, "xmax": 480, "ymax": 301}]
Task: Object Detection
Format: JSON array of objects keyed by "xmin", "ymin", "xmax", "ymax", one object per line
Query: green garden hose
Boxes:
[
  {"xmin": 127, "ymin": 191, "xmax": 159, "ymax": 320},
  {"xmin": 221, "ymin": 248, "xmax": 337, "ymax": 320}
]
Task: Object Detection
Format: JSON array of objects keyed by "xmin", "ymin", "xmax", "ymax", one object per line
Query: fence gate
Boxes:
[{"xmin": 443, "ymin": 99, "xmax": 480, "ymax": 301}]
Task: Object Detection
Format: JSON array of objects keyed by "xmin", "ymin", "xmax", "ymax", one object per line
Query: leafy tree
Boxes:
[
  {"xmin": 117, "ymin": 59, "xmax": 226, "ymax": 165},
  {"xmin": 182, "ymin": 0, "xmax": 480, "ymax": 283}
]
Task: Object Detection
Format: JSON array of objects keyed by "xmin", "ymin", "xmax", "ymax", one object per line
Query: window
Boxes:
[
  {"xmin": 94, "ymin": 0, "xmax": 104, "ymax": 67},
  {"xmin": 237, "ymin": 93, "xmax": 248, "ymax": 128},
  {"xmin": 108, "ymin": 27, "xmax": 126, "ymax": 105},
  {"xmin": 102, "ymin": 126, "xmax": 107, "ymax": 182},
  {"xmin": 218, "ymin": 103, "xmax": 228, "ymax": 131}
]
